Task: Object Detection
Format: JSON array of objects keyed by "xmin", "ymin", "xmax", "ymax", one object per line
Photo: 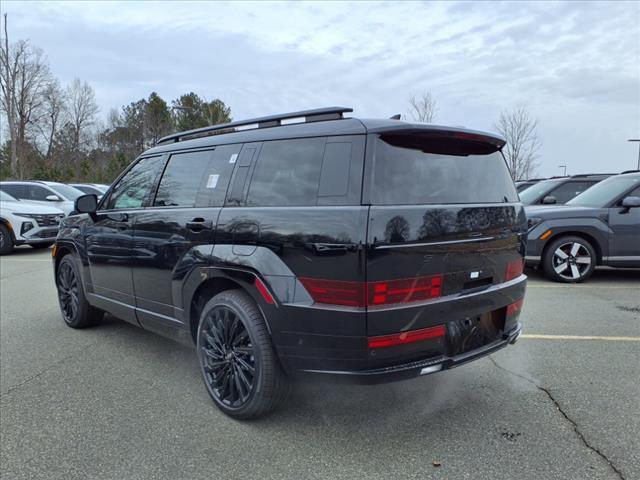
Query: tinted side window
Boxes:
[
  {"xmin": 154, "ymin": 151, "xmax": 213, "ymax": 207},
  {"xmin": 0, "ymin": 185, "xmax": 25, "ymax": 198},
  {"xmin": 246, "ymin": 138, "xmax": 325, "ymax": 207},
  {"xmin": 106, "ymin": 156, "xmax": 166, "ymax": 210},
  {"xmin": 206, "ymin": 144, "xmax": 243, "ymax": 206},
  {"xmin": 549, "ymin": 181, "xmax": 595, "ymax": 204},
  {"xmin": 26, "ymin": 185, "xmax": 53, "ymax": 201}
]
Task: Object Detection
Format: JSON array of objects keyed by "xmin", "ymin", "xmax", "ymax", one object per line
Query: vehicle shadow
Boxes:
[
  {"xmin": 525, "ymin": 266, "xmax": 640, "ymax": 284},
  {"xmin": 4, "ymin": 245, "xmax": 52, "ymax": 256}
]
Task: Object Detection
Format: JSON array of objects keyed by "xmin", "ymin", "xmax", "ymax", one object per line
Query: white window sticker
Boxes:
[
  {"xmin": 229, "ymin": 153, "xmax": 238, "ymax": 164},
  {"xmin": 206, "ymin": 174, "xmax": 219, "ymax": 189}
]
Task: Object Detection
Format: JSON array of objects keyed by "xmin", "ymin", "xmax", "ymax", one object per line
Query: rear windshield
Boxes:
[{"xmin": 371, "ymin": 135, "xmax": 518, "ymax": 205}]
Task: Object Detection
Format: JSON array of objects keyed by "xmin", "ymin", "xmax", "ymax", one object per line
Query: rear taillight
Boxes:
[
  {"xmin": 367, "ymin": 324, "xmax": 446, "ymax": 349},
  {"xmin": 298, "ymin": 278, "xmax": 365, "ymax": 307},
  {"xmin": 368, "ymin": 275, "xmax": 443, "ymax": 306},
  {"xmin": 299, "ymin": 275, "xmax": 443, "ymax": 308},
  {"xmin": 505, "ymin": 258, "xmax": 524, "ymax": 281},
  {"xmin": 506, "ymin": 298, "xmax": 524, "ymax": 316}
]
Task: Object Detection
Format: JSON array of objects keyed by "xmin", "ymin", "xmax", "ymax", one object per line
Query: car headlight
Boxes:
[{"xmin": 527, "ymin": 217, "xmax": 543, "ymax": 231}]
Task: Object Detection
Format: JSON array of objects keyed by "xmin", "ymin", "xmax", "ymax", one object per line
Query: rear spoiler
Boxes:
[{"xmin": 378, "ymin": 127, "xmax": 506, "ymax": 156}]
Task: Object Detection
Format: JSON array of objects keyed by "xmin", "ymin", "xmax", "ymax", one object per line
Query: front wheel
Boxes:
[
  {"xmin": 196, "ymin": 289, "xmax": 290, "ymax": 419},
  {"xmin": 56, "ymin": 255, "xmax": 103, "ymax": 328},
  {"xmin": 0, "ymin": 224, "xmax": 13, "ymax": 255},
  {"xmin": 542, "ymin": 236, "xmax": 596, "ymax": 283}
]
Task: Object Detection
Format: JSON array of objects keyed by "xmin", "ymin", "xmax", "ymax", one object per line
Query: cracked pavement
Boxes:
[{"xmin": 1, "ymin": 248, "xmax": 639, "ymax": 479}]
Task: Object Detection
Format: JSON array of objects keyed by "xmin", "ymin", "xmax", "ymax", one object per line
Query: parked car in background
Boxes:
[
  {"xmin": 525, "ymin": 171, "xmax": 640, "ymax": 282},
  {"xmin": 519, "ymin": 174, "xmax": 612, "ymax": 205},
  {"xmin": 515, "ymin": 178, "xmax": 545, "ymax": 192},
  {"xmin": 53, "ymin": 107, "xmax": 526, "ymax": 419},
  {"xmin": 71, "ymin": 183, "xmax": 107, "ymax": 198},
  {"xmin": 0, "ymin": 181, "xmax": 84, "ymax": 216},
  {"xmin": 0, "ymin": 190, "xmax": 64, "ymax": 255}
]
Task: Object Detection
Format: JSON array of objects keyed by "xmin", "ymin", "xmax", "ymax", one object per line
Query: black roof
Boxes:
[{"xmin": 145, "ymin": 106, "xmax": 506, "ymax": 156}]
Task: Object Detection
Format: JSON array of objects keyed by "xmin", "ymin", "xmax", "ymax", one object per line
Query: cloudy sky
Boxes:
[{"xmin": 3, "ymin": 1, "xmax": 639, "ymax": 176}]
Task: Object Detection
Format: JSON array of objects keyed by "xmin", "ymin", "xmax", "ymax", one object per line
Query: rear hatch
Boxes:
[{"xmin": 365, "ymin": 129, "xmax": 526, "ymax": 341}]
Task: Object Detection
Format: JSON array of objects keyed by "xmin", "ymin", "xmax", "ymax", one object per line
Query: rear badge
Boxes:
[{"xmin": 470, "ymin": 271, "xmax": 480, "ymax": 279}]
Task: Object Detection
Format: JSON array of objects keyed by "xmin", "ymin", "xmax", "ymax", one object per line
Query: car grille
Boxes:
[{"xmin": 24, "ymin": 214, "xmax": 63, "ymax": 226}]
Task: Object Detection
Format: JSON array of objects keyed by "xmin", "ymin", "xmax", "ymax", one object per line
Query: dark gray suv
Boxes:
[{"xmin": 525, "ymin": 172, "xmax": 640, "ymax": 282}]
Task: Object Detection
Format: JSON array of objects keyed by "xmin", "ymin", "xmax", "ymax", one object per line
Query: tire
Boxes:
[
  {"xmin": 542, "ymin": 235, "xmax": 596, "ymax": 283},
  {"xmin": 0, "ymin": 223, "xmax": 13, "ymax": 255},
  {"xmin": 56, "ymin": 254, "xmax": 104, "ymax": 328},
  {"xmin": 196, "ymin": 289, "xmax": 290, "ymax": 419},
  {"xmin": 30, "ymin": 242, "xmax": 54, "ymax": 249}
]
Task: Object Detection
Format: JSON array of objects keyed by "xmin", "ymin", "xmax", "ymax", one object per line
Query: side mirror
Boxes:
[
  {"xmin": 621, "ymin": 196, "xmax": 640, "ymax": 209},
  {"xmin": 45, "ymin": 194, "xmax": 61, "ymax": 202},
  {"xmin": 75, "ymin": 194, "xmax": 98, "ymax": 214},
  {"xmin": 542, "ymin": 195, "xmax": 557, "ymax": 205}
]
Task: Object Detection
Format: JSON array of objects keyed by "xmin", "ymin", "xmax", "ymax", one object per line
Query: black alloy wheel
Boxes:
[
  {"xmin": 57, "ymin": 260, "xmax": 79, "ymax": 324},
  {"xmin": 200, "ymin": 305, "xmax": 256, "ymax": 408},
  {"xmin": 55, "ymin": 255, "xmax": 103, "ymax": 328},
  {"xmin": 197, "ymin": 290, "xmax": 289, "ymax": 419}
]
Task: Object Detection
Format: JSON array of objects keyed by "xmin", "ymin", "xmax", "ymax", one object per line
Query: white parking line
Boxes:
[
  {"xmin": 521, "ymin": 334, "xmax": 640, "ymax": 342},
  {"xmin": 528, "ymin": 284, "xmax": 639, "ymax": 289},
  {"xmin": 0, "ymin": 259, "xmax": 51, "ymax": 262}
]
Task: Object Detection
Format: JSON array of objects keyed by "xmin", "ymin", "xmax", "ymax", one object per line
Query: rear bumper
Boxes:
[{"xmin": 294, "ymin": 323, "xmax": 521, "ymax": 384}]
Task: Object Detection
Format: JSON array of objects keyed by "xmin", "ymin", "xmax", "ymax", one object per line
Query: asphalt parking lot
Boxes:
[{"xmin": 1, "ymin": 247, "xmax": 638, "ymax": 480}]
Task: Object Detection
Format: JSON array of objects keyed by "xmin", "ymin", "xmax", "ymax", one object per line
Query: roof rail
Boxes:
[
  {"xmin": 157, "ymin": 106, "xmax": 353, "ymax": 145},
  {"xmin": 620, "ymin": 169, "xmax": 640, "ymax": 174},
  {"xmin": 570, "ymin": 173, "xmax": 614, "ymax": 178}
]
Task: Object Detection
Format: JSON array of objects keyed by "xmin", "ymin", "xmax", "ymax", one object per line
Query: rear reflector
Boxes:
[
  {"xmin": 255, "ymin": 277, "xmax": 275, "ymax": 305},
  {"xmin": 506, "ymin": 298, "xmax": 524, "ymax": 316},
  {"xmin": 505, "ymin": 258, "xmax": 524, "ymax": 281},
  {"xmin": 299, "ymin": 275, "xmax": 443, "ymax": 308},
  {"xmin": 368, "ymin": 324, "xmax": 446, "ymax": 349}
]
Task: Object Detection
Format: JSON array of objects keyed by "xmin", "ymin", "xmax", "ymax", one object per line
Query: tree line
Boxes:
[
  {"xmin": 1, "ymin": 12, "xmax": 540, "ymax": 184},
  {"xmin": 0, "ymin": 14, "xmax": 232, "ymax": 183}
]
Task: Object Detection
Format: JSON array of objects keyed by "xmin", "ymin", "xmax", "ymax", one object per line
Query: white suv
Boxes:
[
  {"xmin": 0, "ymin": 190, "xmax": 65, "ymax": 255},
  {"xmin": 0, "ymin": 181, "xmax": 84, "ymax": 216}
]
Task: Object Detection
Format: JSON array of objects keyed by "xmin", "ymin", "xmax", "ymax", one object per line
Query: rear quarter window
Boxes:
[
  {"xmin": 246, "ymin": 138, "xmax": 325, "ymax": 207},
  {"xmin": 371, "ymin": 135, "xmax": 518, "ymax": 205}
]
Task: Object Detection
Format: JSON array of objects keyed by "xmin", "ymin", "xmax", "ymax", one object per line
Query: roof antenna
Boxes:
[{"xmin": 389, "ymin": 114, "xmax": 401, "ymax": 120}]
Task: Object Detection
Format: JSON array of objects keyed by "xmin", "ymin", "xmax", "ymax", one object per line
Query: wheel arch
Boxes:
[
  {"xmin": 541, "ymin": 230, "xmax": 603, "ymax": 265},
  {"xmin": 186, "ymin": 268, "xmax": 274, "ymax": 344}
]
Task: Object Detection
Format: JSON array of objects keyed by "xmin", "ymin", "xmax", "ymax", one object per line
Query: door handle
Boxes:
[{"xmin": 186, "ymin": 218, "xmax": 213, "ymax": 232}]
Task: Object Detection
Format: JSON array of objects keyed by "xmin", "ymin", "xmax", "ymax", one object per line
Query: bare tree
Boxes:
[
  {"xmin": 33, "ymin": 78, "xmax": 66, "ymax": 161},
  {"xmin": 66, "ymin": 77, "xmax": 99, "ymax": 163},
  {"xmin": 0, "ymin": 14, "xmax": 51, "ymax": 177},
  {"xmin": 408, "ymin": 91, "xmax": 438, "ymax": 123},
  {"xmin": 494, "ymin": 105, "xmax": 541, "ymax": 180}
]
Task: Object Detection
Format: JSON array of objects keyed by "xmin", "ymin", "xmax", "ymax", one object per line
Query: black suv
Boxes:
[
  {"xmin": 519, "ymin": 174, "xmax": 612, "ymax": 205},
  {"xmin": 525, "ymin": 172, "xmax": 640, "ymax": 282},
  {"xmin": 53, "ymin": 107, "xmax": 527, "ymax": 419}
]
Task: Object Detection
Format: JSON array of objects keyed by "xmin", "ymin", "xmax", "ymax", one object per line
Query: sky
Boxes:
[{"xmin": 2, "ymin": 0, "xmax": 639, "ymax": 177}]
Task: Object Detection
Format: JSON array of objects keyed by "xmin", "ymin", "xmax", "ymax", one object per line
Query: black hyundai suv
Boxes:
[
  {"xmin": 525, "ymin": 171, "xmax": 640, "ymax": 282},
  {"xmin": 53, "ymin": 107, "xmax": 527, "ymax": 419}
]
